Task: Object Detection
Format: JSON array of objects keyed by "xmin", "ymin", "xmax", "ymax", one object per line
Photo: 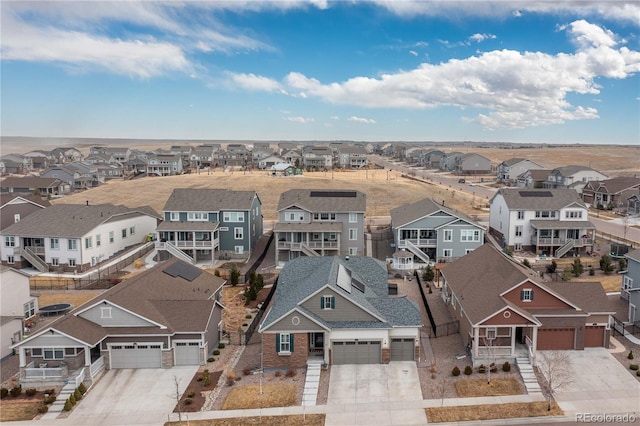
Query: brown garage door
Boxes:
[
  {"xmin": 537, "ymin": 328, "xmax": 575, "ymax": 350},
  {"xmin": 584, "ymin": 326, "xmax": 605, "ymax": 347}
]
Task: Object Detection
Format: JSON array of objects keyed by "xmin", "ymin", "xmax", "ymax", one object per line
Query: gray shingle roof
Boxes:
[
  {"xmin": 626, "ymin": 249, "xmax": 640, "ymax": 263},
  {"xmin": 162, "ymin": 188, "xmax": 258, "ymax": 212},
  {"xmin": 260, "ymin": 256, "xmax": 421, "ymax": 331},
  {"xmin": 389, "ymin": 198, "xmax": 479, "ymax": 228},
  {"xmin": 0, "ymin": 176, "xmax": 65, "ymax": 189},
  {"xmin": 493, "ymin": 188, "xmax": 587, "ymax": 210},
  {"xmin": 277, "ymin": 189, "xmax": 366, "ymax": 213},
  {"xmin": 2, "ymin": 203, "xmax": 159, "ymax": 238}
]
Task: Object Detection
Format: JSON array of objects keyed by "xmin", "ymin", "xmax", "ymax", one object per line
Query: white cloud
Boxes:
[
  {"xmin": 469, "ymin": 33, "xmax": 497, "ymax": 43},
  {"xmin": 409, "ymin": 50, "xmax": 418, "ymax": 56},
  {"xmin": 228, "ymin": 72, "xmax": 284, "ymax": 92},
  {"xmin": 286, "ymin": 116, "xmax": 315, "ymax": 123},
  {"xmin": 348, "ymin": 116, "xmax": 376, "ymax": 124}
]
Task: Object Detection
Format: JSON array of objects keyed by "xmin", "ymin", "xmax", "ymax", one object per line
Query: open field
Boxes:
[{"xmin": 426, "ymin": 401, "xmax": 563, "ymax": 423}]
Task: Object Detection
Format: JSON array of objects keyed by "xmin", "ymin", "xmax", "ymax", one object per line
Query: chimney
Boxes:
[{"xmin": 345, "ymin": 256, "xmax": 349, "ymax": 261}]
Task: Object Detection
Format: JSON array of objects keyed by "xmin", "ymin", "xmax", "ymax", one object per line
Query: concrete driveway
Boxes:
[
  {"xmin": 551, "ymin": 348, "xmax": 640, "ymax": 417},
  {"xmin": 326, "ymin": 362, "xmax": 426, "ymax": 425},
  {"xmin": 68, "ymin": 366, "xmax": 198, "ymax": 426}
]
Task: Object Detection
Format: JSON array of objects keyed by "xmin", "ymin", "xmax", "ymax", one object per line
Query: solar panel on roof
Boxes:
[
  {"xmin": 519, "ymin": 191, "xmax": 553, "ymax": 197},
  {"xmin": 163, "ymin": 261, "xmax": 203, "ymax": 282},
  {"xmin": 336, "ymin": 264, "xmax": 352, "ymax": 293},
  {"xmin": 309, "ymin": 191, "xmax": 357, "ymax": 198},
  {"xmin": 352, "ymin": 278, "xmax": 365, "ymax": 293}
]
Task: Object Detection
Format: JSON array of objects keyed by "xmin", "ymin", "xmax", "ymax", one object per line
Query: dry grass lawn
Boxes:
[
  {"xmin": 455, "ymin": 377, "xmax": 522, "ymax": 397},
  {"xmin": 165, "ymin": 414, "xmax": 325, "ymax": 426},
  {"xmin": 36, "ymin": 291, "xmax": 103, "ymax": 309},
  {"xmin": 572, "ymin": 274, "xmax": 622, "ymax": 292},
  {"xmin": 426, "ymin": 401, "xmax": 563, "ymax": 423},
  {"xmin": 221, "ymin": 384, "xmax": 297, "ymax": 410},
  {"xmin": 0, "ymin": 402, "xmax": 43, "ymax": 422}
]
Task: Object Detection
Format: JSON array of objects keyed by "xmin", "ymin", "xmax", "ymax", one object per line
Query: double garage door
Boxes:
[
  {"xmin": 333, "ymin": 341, "xmax": 381, "ymax": 365},
  {"xmin": 110, "ymin": 344, "xmax": 162, "ymax": 369},
  {"xmin": 390, "ymin": 338, "xmax": 415, "ymax": 361},
  {"xmin": 537, "ymin": 328, "xmax": 575, "ymax": 350}
]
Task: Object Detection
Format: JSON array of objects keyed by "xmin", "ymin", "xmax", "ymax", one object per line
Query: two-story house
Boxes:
[
  {"xmin": 1, "ymin": 203, "xmax": 160, "ymax": 273},
  {"xmin": 337, "ymin": 146, "xmax": 368, "ymax": 169},
  {"xmin": 390, "ymin": 198, "xmax": 485, "ymax": 268},
  {"xmin": 0, "ymin": 267, "xmax": 37, "ymax": 360},
  {"xmin": 581, "ymin": 177, "xmax": 640, "ymax": 211},
  {"xmin": 497, "ymin": 158, "xmax": 545, "ymax": 185},
  {"xmin": 516, "ymin": 169, "xmax": 551, "ymax": 188},
  {"xmin": 441, "ymin": 244, "xmax": 614, "ymax": 366},
  {"xmin": 489, "ymin": 188, "xmax": 596, "ymax": 258},
  {"xmin": 274, "ymin": 189, "xmax": 366, "ymax": 264},
  {"xmin": 0, "ymin": 194, "xmax": 50, "ymax": 235},
  {"xmin": 302, "ymin": 146, "xmax": 333, "ymax": 170},
  {"xmin": 147, "ymin": 153, "xmax": 184, "ymax": 176},
  {"xmin": 455, "ymin": 153, "xmax": 492, "ymax": 175},
  {"xmin": 620, "ymin": 249, "xmax": 640, "ymax": 332},
  {"xmin": 156, "ymin": 188, "xmax": 263, "ymax": 264},
  {"xmin": 259, "ymin": 256, "xmax": 422, "ymax": 368},
  {"xmin": 543, "ymin": 165, "xmax": 608, "ymax": 194},
  {"xmin": 0, "ymin": 176, "xmax": 70, "ymax": 197}
]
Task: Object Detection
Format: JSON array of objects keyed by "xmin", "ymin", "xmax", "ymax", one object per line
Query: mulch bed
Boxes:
[{"xmin": 174, "ymin": 370, "xmax": 222, "ymax": 412}]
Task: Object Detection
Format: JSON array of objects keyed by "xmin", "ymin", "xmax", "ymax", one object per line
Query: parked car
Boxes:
[{"xmin": 458, "ymin": 178, "xmax": 466, "ymax": 183}]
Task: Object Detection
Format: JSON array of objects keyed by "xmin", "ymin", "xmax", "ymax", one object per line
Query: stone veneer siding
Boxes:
[
  {"xmin": 263, "ymin": 333, "xmax": 308, "ymax": 369},
  {"xmin": 381, "ymin": 348, "xmax": 390, "ymax": 364}
]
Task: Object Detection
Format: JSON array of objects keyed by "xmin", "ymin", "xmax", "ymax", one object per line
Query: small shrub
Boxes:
[
  {"xmin": 25, "ymin": 388, "xmax": 37, "ymax": 397},
  {"xmin": 10, "ymin": 386, "xmax": 22, "ymax": 397},
  {"xmin": 245, "ymin": 314, "xmax": 252, "ymax": 319},
  {"xmin": 1, "ymin": 388, "xmax": 8, "ymax": 399},
  {"xmin": 628, "ymin": 351, "xmax": 634, "ymax": 360},
  {"xmin": 196, "ymin": 376, "xmax": 203, "ymax": 382},
  {"xmin": 490, "ymin": 365, "xmax": 498, "ymax": 373},
  {"xmin": 588, "ymin": 266, "xmax": 595, "ymax": 276},
  {"xmin": 451, "ymin": 366, "xmax": 460, "ymax": 376},
  {"xmin": 637, "ymin": 370, "xmax": 640, "ymax": 377},
  {"xmin": 74, "ymin": 389, "xmax": 82, "ymax": 401},
  {"xmin": 186, "ymin": 391, "xmax": 195, "ymax": 398},
  {"xmin": 243, "ymin": 367, "xmax": 252, "ymax": 376},
  {"xmin": 630, "ymin": 364, "xmax": 639, "ymax": 370},
  {"xmin": 502, "ymin": 361, "xmax": 511, "ymax": 372},
  {"xmin": 522, "ymin": 259, "xmax": 531, "ymax": 268},
  {"xmin": 213, "ymin": 350, "xmax": 220, "ymax": 356},
  {"xmin": 184, "ymin": 398, "xmax": 193, "ymax": 405},
  {"xmin": 242, "ymin": 323, "xmax": 248, "ymax": 327},
  {"xmin": 214, "ymin": 269, "xmax": 220, "ymax": 277},
  {"xmin": 202, "ymin": 369, "xmax": 211, "ymax": 386},
  {"xmin": 38, "ymin": 405, "xmax": 49, "ymax": 414},
  {"xmin": 275, "ymin": 370, "xmax": 282, "ymax": 377},
  {"xmin": 44, "ymin": 389, "xmax": 55, "ymax": 396},
  {"xmin": 78, "ymin": 383, "xmax": 87, "ymax": 395},
  {"xmin": 69, "ymin": 394, "xmax": 76, "ymax": 405},
  {"xmin": 207, "ymin": 356, "xmax": 215, "ymax": 362},
  {"xmin": 464, "ymin": 365, "xmax": 473, "ymax": 375},
  {"xmin": 218, "ymin": 343, "xmax": 226, "ymax": 349},
  {"xmin": 285, "ymin": 368, "xmax": 297, "ymax": 378},
  {"xmin": 44, "ymin": 395, "xmax": 57, "ymax": 404},
  {"xmin": 478, "ymin": 364, "xmax": 487, "ymax": 374},
  {"xmin": 428, "ymin": 287, "xmax": 433, "ymax": 294},
  {"xmin": 64, "ymin": 399, "xmax": 73, "ymax": 411}
]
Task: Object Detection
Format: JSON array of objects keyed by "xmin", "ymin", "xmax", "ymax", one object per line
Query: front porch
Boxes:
[
  {"xmin": 19, "ymin": 355, "xmax": 105, "ymax": 388},
  {"xmin": 470, "ymin": 326, "xmax": 537, "ymax": 367},
  {"xmin": 530, "ymin": 221, "xmax": 595, "ymax": 258}
]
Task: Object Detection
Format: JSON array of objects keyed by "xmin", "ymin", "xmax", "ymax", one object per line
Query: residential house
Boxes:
[
  {"xmin": 156, "ymin": 188, "xmax": 263, "ymax": 264},
  {"xmin": 190, "ymin": 147, "xmax": 216, "ymax": 169},
  {"xmin": 455, "ymin": 153, "xmax": 492, "ymax": 175},
  {"xmin": 11, "ymin": 258, "xmax": 225, "ymax": 387},
  {"xmin": 543, "ymin": 165, "xmax": 608, "ymax": 194},
  {"xmin": 1, "ymin": 267, "xmax": 36, "ymax": 360},
  {"xmin": 147, "ymin": 153, "xmax": 183, "ymax": 176},
  {"xmin": 441, "ymin": 244, "xmax": 614, "ymax": 366},
  {"xmin": 0, "ymin": 194, "xmax": 50, "ymax": 234},
  {"xmin": 88, "ymin": 147, "xmax": 131, "ymax": 163},
  {"xmin": 278, "ymin": 142, "xmax": 300, "ymax": 155},
  {"xmin": 0, "ymin": 177, "xmax": 70, "ymax": 197},
  {"xmin": 282, "ymin": 149, "xmax": 302, "ymax": 168},
  {"xmin": 516, "ymin": 169, "xmax": 551, "ymax": 188},
  {"xmin": 440, "ymin": 152, "xmax": 463, "ymax": 172},
  {"xmin": 251, "ymin": 147, "xmax": 274, "ymax": 167},
  {"xmin": 0, "ymin": 154, "xmax": 33, "ymax": 174},
  {"xmin": 41, "ymin": 163, "xmax": 100, "ymax": 190},
  {"xmin": 337, "ymin": 146, "xmax": 368, "ymax": 169},
  {"xmin": 497, "ymin": 158, "xmax": 544, "ymax": 185},
  {"xmin": 269, "ymin": 163, "xmax": 296, "ymax": 176},
  {"xmin": 258, "ymin": 256, "xmax": 422, "ymax": 368},
  {"xmin": 169, "ymin": 145, "xmax": 195, "ymax": 169},
  {"xmin": 258, "ymin": 155, "xmax": 288, "ymax": 170},
  {"xmin": 628, "ymin": 188, "xmax": 640, "ymax": 216},
  {"xmin": 23, "ymin": 151, "xmax": 54, "ymax": 171},
  {"xmin": 95, "ymin": 163, "xmax": 125, "ymax": 180},
  {"xmin": 390, "ymin": 198, "xmax": 485, "ymax": 269},
  {"xmin": 581, "ymin": 177, "xmax": 640, "ymax": 211},
  {"xmin": 218, "ymin": 146, "xmax": 249, "ymax": 168},
  {"xmin": 274, "ymin": 189, "xmax": 366, "ymax": 264},
  {"xmin": 489, "ymin": 188, "xmax": 595, "ymax": 257},
  {"xmin": 1, "ymin": 203, "xmax": 160, "ymax": 273},
  {"xmin": 51, "ymin": 147, "xmax": 83, "ymax": 163},
  {"xmin": 303, "ymin": 146, "xmax": 333, "ymax": 169},
  {"xmin": 619, "ymin": 249, "xmax": 640, "ymax": 331},
  {"xmin": 423, "ymin": 150, "xmax": 445, "ymax": 169}
]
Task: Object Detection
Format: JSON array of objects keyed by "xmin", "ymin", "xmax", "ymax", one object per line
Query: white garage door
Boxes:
[
  {"xmin": 332, "ymin": 341, "xmax": 381, "ymax": 365},
  {"xmin": 174, "ymin": 342, "xmax": 201, "ymax": 366},
  {"xmin": 390, "ymin": 338, "xmax": 415, "ymax": 361},
  {"xmin": 110, "ymin": 344, "xmax": 162, "ymax": 369}
]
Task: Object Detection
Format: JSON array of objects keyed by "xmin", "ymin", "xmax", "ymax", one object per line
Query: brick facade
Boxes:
[
  {"xmin": 381, "ymin": 348, "xmax": 390, "ymax": 364},
  {"xmin": 263, "ymin": 333, "xmax": 308, "ymax": 369}
]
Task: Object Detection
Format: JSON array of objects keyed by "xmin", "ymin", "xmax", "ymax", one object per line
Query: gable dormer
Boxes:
[
  {"xmin": 502, "ymin": 280, "xmax": 577, "ymax": 311},
  {"xmin": 77, "ymin": 301, "xmax": 161, "ymax": 328}
]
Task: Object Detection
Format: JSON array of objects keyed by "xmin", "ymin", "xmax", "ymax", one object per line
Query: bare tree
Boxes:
[
  {"xmin": 537, "ymin": 351, "xmax": 573, "ymax": 411},
  {"xmin": 480, "ymin": 336, "xmax": 496, "ymax": 384},
  {"xmin": 172, "ymin": 375, "xmax": 182, "ymax": 422}
]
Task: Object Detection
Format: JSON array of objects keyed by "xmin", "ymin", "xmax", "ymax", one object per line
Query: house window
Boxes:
[
  {"xmin": 349, "ymin": 213, "xmax": 357, "ymax": 223},
  {"xmin": 14, "ymin": 214, "xmax": 21, "ymax": 223},
  {"xmin": 85, "ymin": 237, "xmax": 92, "ymax": 249},
  {"xmin": 287, "ymin": 212, "xmax": 305, "ymax": 221},
  {"xmin": 461, "ymin": 230, "xmax": 480, "ymax": 242},
  {"xmin": 465, "ymin": 249, "xmax": 474, "ymax": 254},
  {"xmin": 51, "ymin": 258, "xmax": 59, "ymax": 266},
  {"xmin": 565, "ymin": 211, "xmax": 583, "ymax": 219},
  {"xmin": 68, "ymin": 239, "xmax": 78, "ymax": 250},
  {"xmin": 497, "ymin": 327, "xmax": 511, "ymax": 337},
  {"xmin": 517, "ymin": 211, "xmax": 524, "ymax": 220},
  {"xmin": 234, "ymin": 227, "xmax": 244, "ymax": 240},
  {"xmin": 515, "ymin": 226, "xmax": 523, "ymax": 237},
  {"xmin": 4, "ymin": 236, "xmax": 15, "ymax": 247},
  {"xmin": 349, "ymin": 229, "xmax": 357, "ymax": 240},
  {"xmin": 235, "ymin": 246, "xmax": 244, "ymax": 254},
  {"xmin": 101, "ymin": 307, "xmax": 112, "ymax": 319},
  {"xmin": 328, "ymin": 233, "xmax": 337, "ymax": 241},
  {"xmin": 96, "ymin": 235, "xmax": 101, "ymax": 247},
  {"xmin": 321, "ymin": 295, "xmax": 335, "ymax": 310},
  {"xmin": 349, "ymin": 247, "xmax": 358, "ymax": 255},
  {"xmin": 485, "ymin": 327, "xmax": 497, "ymax": 340},
  {"xmin": 278, "ymin": 333, "xmax": 291, "ymax": 353},
  {"xmin": 43, "ymin": 348, "xmax": 64, "ymax": 360},
  {"xmin": 443, "ymin": 229, "xmax": 453, "ymax": 242},
  {"xmin": 521, "ymin": 288, "xmax": 533, "ymax": 302},
  {"xmin": 24, "ymin": 300, "xmax": 36, "ymax": 318},
  {"xmin": 122, "ymin": 229, "xmax": 127, "ymax": 238},
  {"xmin": 623, "ymin": 276, "xmax": 633, "ymax": 291},
  {"xmin": 443, "ymin": 249, "xmax": 452, "ymax": 258},
  {"xmin": 69, "ymin": 259, "xmax": 76, "ymax": 267},
  {"xmin": 514, "ymin": 243, "xmax": 522, "ymax": 252},
  {"xmin": 7, "ymin": 256, "xmax": 14, "ymax": 264},
  {"xmin": 170, "ymin": 212, "xmax": 179, "ymax": 221},
  {"xmin": 129, "ymin": 226, "xmax": 135, "ymax": 236},
  {"xmin": 109, "ymin": 231, "xmax": 114, "ymax": 243},
  {"xmin": 50, "ymin": 238, "xmax": 59, "ymax": 249},
  {"xmin": 223, "ymin": 212, "xmax": 245, "ymax": 222},
  {"xmin": 187, "ymin": 212, "xmax": 208, "ymax": 221}
]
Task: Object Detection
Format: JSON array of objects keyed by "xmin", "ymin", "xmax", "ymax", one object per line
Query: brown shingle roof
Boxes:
[{"xmin": 277, "ymin": 189, "xmax": 366, "ymax": 213}]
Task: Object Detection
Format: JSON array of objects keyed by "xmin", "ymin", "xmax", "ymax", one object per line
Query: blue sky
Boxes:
[{"xmin": 1, "ymin": 1, "xmax": 639, "ymax": 144}]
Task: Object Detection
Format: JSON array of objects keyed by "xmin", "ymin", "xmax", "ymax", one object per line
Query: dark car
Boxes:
[{"xmin": 458, "ymin": 178, "xmax": 466, "ymax": 183}]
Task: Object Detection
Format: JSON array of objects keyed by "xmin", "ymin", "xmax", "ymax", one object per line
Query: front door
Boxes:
[{"xmin": 310, "ymin": 333, "xmax": 324, "ymax": 355}]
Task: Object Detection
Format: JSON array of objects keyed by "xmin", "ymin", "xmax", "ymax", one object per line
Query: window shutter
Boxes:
[
  {"xmin": 520, "ymin": 290, "xmax": 525, "ymax": 301},
  {"xmin": 331, "ymin": 296, "xmax": 335, "ymax": 309},
  {"xmin": 320, "ymin": 297, "xmax": 325, "ymax": 309},
  {"xmin": 276, "ymin": 334, "xmax": 280, "ymax": 353},
  {"xmin": 290, "ymin": 334, "xmax": 294, "ymax": 352},
  {"xmin": 530, "ymin": 291, "xmax": 534, "ymax": 301}
]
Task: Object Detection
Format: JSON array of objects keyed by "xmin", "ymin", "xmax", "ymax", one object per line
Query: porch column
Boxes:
[
  {"xmin": 473, "ymin": 328, "xmax": 480, "ymax": 358},
  {"xmin": 532, "ymin": 326, "xmax": 538, "ymax": 363},
  {"xmin": 18, "ymin": 347, "xmax": 26, "ymax": 367},
  {"xmin": 510, "ymin": 327, "xmax": 516, "ymax": 356},
  {"xmin": 84, "ymin": 347, "xmax": 91, "ymax": 367}
]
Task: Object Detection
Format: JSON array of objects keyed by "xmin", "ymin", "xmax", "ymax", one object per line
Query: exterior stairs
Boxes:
[
  {"xmin": 404, "ymin": 240, "xmax": 431, "ymax": 264},
  {"xmin": 516, "ymin": 357, "xmax": 542, "ymax": 395},
  {"xmin": 302, "ymin": 360, "xmax": 322, "ymax": 406},
  {"xmin": 164, "ymin": 242, "xmax": 195, "ymax": 264},
  {"xmin": 554, "ymin": 239, "xmax": 575, "ymax": 258},
  {"xmin": 300, "ymin": 243, "xmax": 320, "ymax": 257},
  {"xmin": 41, "ymin": 382, "xmax": 76, "ymax": 419},
  {"xmin": 19, "ymin": 247, "xmax": 49, "ymax": 272}
]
